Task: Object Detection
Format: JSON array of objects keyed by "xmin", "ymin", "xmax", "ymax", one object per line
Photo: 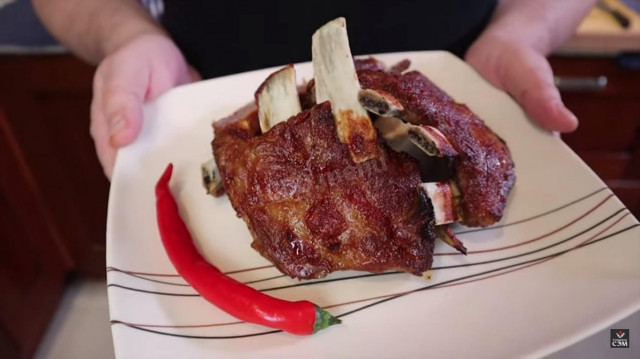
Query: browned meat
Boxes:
[
  {"xmin": 355, "ymin": 60, "xmax": 515, "ymax": 227},
  {"xmin": 213, "ymin": 102, "xmax": 435, "ymax": 279}
]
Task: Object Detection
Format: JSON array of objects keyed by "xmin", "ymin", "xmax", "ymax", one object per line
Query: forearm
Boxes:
[
  {"xmin": 32, "ymin": 0, "xmax": 165, "ymax": 64},
  {"xmin": 481, "ymin": 0, "xmax": 596, "ymax": 55}
]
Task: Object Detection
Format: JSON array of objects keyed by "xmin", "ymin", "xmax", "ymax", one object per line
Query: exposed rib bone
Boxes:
[
  {"xmin": 358, "ymin": 89, "xmax": 404, "ymax": 117},
  {"xmin": 436, "ymin": 226, "xmax": 467, "ymax": 255},
  {"xmin": 304, "ymin": 79, "xmax": 317, "ymax": 107},
  {"xmin": 255, "ymin": 65, "xmax": 302, "ymax": 133},
  {"xmin": 312, "ymin": 17, "xmax": 379, "ymax": 163},
  {"xmin": 418, "ymin": 182, "xmax": 460, "ymax": 225},
  {"xmin": 354, "ymin": 57, "xmax": 387, "ymax": 72},
  {"xmin": 201, "ymin": 158, "xmax": 224, "ymax": 197},
  {"xmin": 389, "ymin": 59, "xmax": 411, "ymax": 74},
  {"xmin": 358, "ymin": 88, "xmax": 456, "ymax": 159},
  {"xmin": 408, "ymin": 125, "xmax": 458, "ymax": 158}
]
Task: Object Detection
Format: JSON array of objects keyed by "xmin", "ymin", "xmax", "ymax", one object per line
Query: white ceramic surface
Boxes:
[{"xmin": 107, "ymin": 51, "xmax": 640, "ymax": 358}]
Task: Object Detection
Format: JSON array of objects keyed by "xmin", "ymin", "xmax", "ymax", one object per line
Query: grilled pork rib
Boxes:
[
  {"xmin": 355, "ymin": 63, "xmax": 515, "ymax": 227},
  {"xmin": 210, "ymin": 18, "xmax": 514, "ymax": 278},
  {"xmin": 213, "ymin": 102, "xmax": 435, "ymax": 279}
]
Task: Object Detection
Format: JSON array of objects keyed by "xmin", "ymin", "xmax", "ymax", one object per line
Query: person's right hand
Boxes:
[{"xmin": 91, "ymin": 34, "xmax": 198, "ymax": 179}]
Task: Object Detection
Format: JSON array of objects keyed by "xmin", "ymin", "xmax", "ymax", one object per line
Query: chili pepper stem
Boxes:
[{"xmin": 313, "ymin": 306, "xmax": 342, "ymax": 333}]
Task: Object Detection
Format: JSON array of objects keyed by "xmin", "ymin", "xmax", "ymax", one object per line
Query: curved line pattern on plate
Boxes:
[
  {"xmin": 111, "ymin": 319, "xmax": 244, "ymax": 329},
  {"xmin": 106, "ymin": 264, "xmax": 276, "ymax": 278},
  {"xmin": 107, "ymin": 269, "xmax": 191, "ymax": 287},
  {"xmin": 107, "ymin": 191, "xmax": 621, "ymax": 296},
  {"xmin": 110, "ymin": 222, "xmax": 639, "ymax": 339},
  {"xmin": 107, "ymin": 207, "xmax": 626, "ymax": 296},
  {"xmin": 435, "ymin": 193, "xmax": 614, "ymax": 256},
  {"xmin": 107, "ymin": 284, "xmax": 200, "ymax": 297},
  {"xmin": 453, "ymin": 187, "xmax": 608, "ymax": 235},
  {"xmin": 333, "ymin": 216, "xmax": 635, "ymax": 318},
  {"xmin": 106, "ymin": 187, "xmax": 608, "ymax": 280}
]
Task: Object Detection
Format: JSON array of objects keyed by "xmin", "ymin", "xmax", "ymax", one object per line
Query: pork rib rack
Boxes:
[{"xmin": 210, "ymin": 18, "xmax": 515, "ymax": 279}]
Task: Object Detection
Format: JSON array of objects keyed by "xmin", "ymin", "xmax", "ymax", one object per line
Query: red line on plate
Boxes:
[
  {"xmin": 223, "ymin": 264, "xmax": 275, "ymax": 275},
  {"xmin": 434, "ymin": 194, "xmax": 614, "ymax": 256},
  {"xmin": 105, "ymin": 193, "xmax": 611, "ymax": 280},
  {"xmin": 108, "ymin": 212, "xmax": 629, "ymax": 331},
  {"xmin": 111, "ymin": 320, "xmax": 243, "ymax": 328},
  {"xmin": 328, "ymin": 211, "xmax": 628, "ymax": 309},
  {"xmin": 106, "ymin": 264, "xmax": 276, "ymax": 278},
  {"xmin": 106, "ymin": 267, "xmax": 181, "ymax": 277},
  {"xmin": 435, "ymin": 212, "xmax": 629, "ymax": 288}
]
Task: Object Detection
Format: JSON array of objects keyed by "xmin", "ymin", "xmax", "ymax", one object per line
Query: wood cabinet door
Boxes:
[
  {"xmin": 551, "ymin": 56, "xmax": 640, "ymax": 218},
  {"xmin": 0, "ymin": 108, "xmax": 72, "ymax": 359},
  {"xmin": 0, "ymin": 56, "xmax": 109, "ymax": 277}
]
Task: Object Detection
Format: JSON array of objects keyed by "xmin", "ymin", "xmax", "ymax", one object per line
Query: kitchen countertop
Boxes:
[{"xmin": 558, "ymin": 0, "xmax": 640, "ymax": 54}]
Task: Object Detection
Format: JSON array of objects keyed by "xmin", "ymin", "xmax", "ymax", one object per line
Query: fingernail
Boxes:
[
  {"xmin": 560, "ymin": 106, "xmax": 579, "ymax": 132},
  {"xmin": 567, "ymin": 109, "xmax": 578, "ymax": 123},
  {"xmin": 109, "ymin": 115, "xmax": 128, "ymax": 147},
  {"xmin": 109, "ymin": 115, "xmax": 127, "ymax": 136}
]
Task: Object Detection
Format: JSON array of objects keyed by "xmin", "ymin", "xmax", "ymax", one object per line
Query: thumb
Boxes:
[
  {"xmin": 104, "ymin": 87, "xmax": 145, "ymax": 147},
  {"xmin": 499, "ymin": 47, "xmax": 578, "ymax": 133}
]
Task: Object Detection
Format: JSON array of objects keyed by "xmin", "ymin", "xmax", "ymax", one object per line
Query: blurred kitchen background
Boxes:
[{"xmin": 0, "ymin": 0, "xmax": 638, "ymax": 358}]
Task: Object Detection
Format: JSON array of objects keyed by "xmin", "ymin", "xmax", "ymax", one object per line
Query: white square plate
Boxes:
[{"xmin": 107, "ymin": 51, "xmax": 640, "ymax": 358}]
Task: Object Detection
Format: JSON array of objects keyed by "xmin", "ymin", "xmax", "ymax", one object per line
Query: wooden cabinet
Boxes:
[
  {"xmin": 0, "ymin": 108, "xmax": 71, "ymax": 359},
  {"xmin": 0, "ymin": 55, "xmax": 108, "ymax": 358},
  {"xmin": 0, "ymin": 56, "xmax": 109, "ymax": 278},
  {"xmin": 550, "ymin": 55, "xmax": 640, "ymax": 218}
]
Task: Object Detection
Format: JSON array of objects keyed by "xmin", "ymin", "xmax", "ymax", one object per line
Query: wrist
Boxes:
[
  {"xmin": 465, "ymin": 31, "xmax": 541, "ymax": 91},
  {"xmin": 479, "ymin": 19, "xmax": 552, "ymax": 56},
  {"xmin": 97, "ymin": 5, "xmax": 168, "ymax": 59}
]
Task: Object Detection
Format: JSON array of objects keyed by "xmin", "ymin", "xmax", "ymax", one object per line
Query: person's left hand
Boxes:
[{"xmin": 465, "ymin": 33, "xmax": 578, "ymax": 132}]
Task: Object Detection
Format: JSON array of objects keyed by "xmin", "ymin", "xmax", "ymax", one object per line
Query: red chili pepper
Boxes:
[{"xmin": 155, "ymin": 163, "xmax": 340, "ymax": 335}]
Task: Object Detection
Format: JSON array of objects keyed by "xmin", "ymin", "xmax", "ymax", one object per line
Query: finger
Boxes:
[
  {"xmin": 102, "ymin": 84, "xmax": 145, "ymax": 147},
  {"xmin": 90, "ymin": 74, "xmax": 116, "ymax": 179},
  {"xmin": 96, "ymin": 54, "xmax": 149, "ymax": 148},
  {"xmin": 91, "ymin": 109, "xmax": 116, "ymax": 179},
  {"xmin": 501, "ymin": 48, "xmax": 578, "ymax": 132}
]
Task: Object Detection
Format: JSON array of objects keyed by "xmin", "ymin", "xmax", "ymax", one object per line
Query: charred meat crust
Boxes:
[{"xmin": 213, "ymin": 102, "xmax": 435, "ymax": 279}]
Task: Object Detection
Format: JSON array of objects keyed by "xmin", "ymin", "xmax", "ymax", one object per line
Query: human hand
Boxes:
[
  {"xmin": 91, "ymin": 34, "xmax": 199, "ymax": 178},
  {"xmin": 465, "ymin": 33, "xmax": 578, "ymax": 133}
]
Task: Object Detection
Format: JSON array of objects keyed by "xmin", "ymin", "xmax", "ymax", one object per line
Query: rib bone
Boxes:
[
  {"xmin": 436, "ymin": 226, "xmax": 467, "ymax": 255},
  {"xmin": 389, "ymin": 59, "xmax": 411, "ymax": 74},
  {"xmin": 312, "ymin": 17, "xmax": 379, "ymax": 163},
  {"xmin": 358, "ymin": 89, "xmax": 456, "ymax": 159},
  {"xmin": 201, "ymin": 158, "xmax": 224, "ymax": 197},
  {"xmin": 255, "ymin": 64, "xmax": 302, "ymax": 133},
  {"xmin": 408, "ymin": 125, "xmax": 458, "ymax": 158},
  {"xmin": 418, "ymin": 182, "xmax": 460, "ymax": 225},
  {"xmin": 358, "ymin": 89, "xmax": 404, "ymax": 117}
]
